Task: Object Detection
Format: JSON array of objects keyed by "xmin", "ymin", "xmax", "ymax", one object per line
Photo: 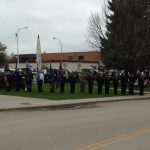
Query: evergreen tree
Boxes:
[
  {"xmin": 88, "ymin": 0, "xmax": 150, "ymax": 72},
  {"xmin": 0, "ymin": 42, "xmax": 7, "ymax": 67}
]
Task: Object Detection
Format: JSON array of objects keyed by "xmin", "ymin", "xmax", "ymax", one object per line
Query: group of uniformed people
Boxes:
[
  {"xmin": 46, "ymin": 69, "xmax": 148, "ymax": 96},
  {"xmin": 0, "ymin": 67, "xmax": 149, "ymax": 96},
  {"xmin": 79, "ymin": 70, "xmax": 148, "ymax": 96}
]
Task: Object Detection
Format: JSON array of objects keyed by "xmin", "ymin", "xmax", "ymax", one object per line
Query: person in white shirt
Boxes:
[{"xmin": 38, "ymin": 70, "xmax": 44, "ymax": 92}]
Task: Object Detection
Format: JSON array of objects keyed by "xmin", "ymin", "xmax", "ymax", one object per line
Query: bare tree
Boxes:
[{"xmin": 87, "ymin": 0, "xmax": 110, "ymax": 50}]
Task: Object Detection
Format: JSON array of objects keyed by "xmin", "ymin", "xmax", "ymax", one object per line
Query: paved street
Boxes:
[{"xmin": 0, "ymin": 100, "xmax": 150, "ymax": 150}]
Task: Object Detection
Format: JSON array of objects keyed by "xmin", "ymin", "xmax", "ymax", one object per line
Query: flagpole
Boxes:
[{"xmin": 53, "ymin": 37, "xmax": 62, "ymax": 63}]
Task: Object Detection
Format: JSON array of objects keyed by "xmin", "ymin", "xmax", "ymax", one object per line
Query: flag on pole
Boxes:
[
  {"xmin": 15, "ymin": 58, "xmax": 18, "ymax": 71},
  {"xmin": 49, "ymin": 61, "xmax": 54, "ymax": 75},
  {"xmin": 26, "ymin": 61, "xmax": 32, "ymax": 70},
  {"xmin": 57, "ymin": 62, "xmax": 62, "ymax": 83}
]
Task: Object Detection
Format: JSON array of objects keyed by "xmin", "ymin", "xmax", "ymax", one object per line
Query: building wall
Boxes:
[
  {"xmin": 9, "ymin": 51, "xmax": 101, "ymax": 71},
  {"xmin": 42, "ymin": 51, "xmax": 101, "ymax": 62}
]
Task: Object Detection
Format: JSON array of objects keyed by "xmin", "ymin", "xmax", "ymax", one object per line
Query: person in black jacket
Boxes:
[
  {"xmin": 68, "ymin": 72, "xmax": 76, "ymax": 93},
  {"xmin": 25, "ymin": 68, "xmax": 33, "ymax": 92},
  {"xmin": 128, "ymin": 73, "xmax": 136, "ymax": 95},
  {"xmin": 104, "ymin": 71, "xmax": 111, "ymax": 94},
  {"xmin": 96, "ymin": 72, "xmax": 103, "ymax": 94},
  {"xmin": 138, "ymin": 72, "xmax": 145, "ymax": 95},
  {"xmin": 112, "ymin": 71, "xmax": 119, "ymax": 95},
  {"xmin": 87, "ymin": 73, "xmax": 94, "ymax": 94},
  {"xmin": 14, "ymin": 70, "xmax": 21, "ymax": 92},
  {"xmin": 120, "ymin": 71, "xmax": 128, "ymax": 95},
  {"xmin": 60, "ymin": 72, "xmax": 67, "ymax": 93}
]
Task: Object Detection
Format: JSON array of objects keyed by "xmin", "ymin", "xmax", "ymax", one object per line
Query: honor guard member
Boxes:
[
  {"xmin": 14, "ymin": 69, "xmax": 21, "ymax": 91},
  {"xmin": 104, "ymin": 71, "xmax": 111, "ymax": 94},
  {"xmin": 68, "ymin": 72, "xmax": 76, "ymax": 93},
  {"xmin": 25, "ymin": 68, "xmax": 33, "ymax": 92},
  {"xmin": 128, "ymin": 73, "xmax": 136, "ymax": 95},
  {"xmin": 112, "ymin": 71, "xmax": 119, "ymax": 95},
  {"xmin": 87, "ymin": 73, "xmax": 94, "ymax": 94},
  {"xmin": 49, "ymin": 73, "xmax": 55, "ymax": 93},
  {"xmin": 138, "ymin": 72, "xmax": 145, "ymax": 95},
  {"xmin": 120, "ymin": 71, "xmax": 128, "ymax": 95},
  {"xmin": 60, "ymin": 72, "xmax": 67, "ymax": 93},
  {"xmin": 96, "ymin": 71, "xmax": 103, "ymax": 94}
]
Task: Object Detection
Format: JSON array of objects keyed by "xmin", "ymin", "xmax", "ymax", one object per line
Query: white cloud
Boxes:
[{"xmin": 0, "ymin": 0, "xmax": 102, "ymax": 55}]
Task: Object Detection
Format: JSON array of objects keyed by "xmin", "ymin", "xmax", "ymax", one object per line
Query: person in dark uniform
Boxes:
[
  {"xmin": 128, "ymin": 73, "xmax": 136, "ymax": 95},
  {"xmin": 49, "ymin": 73, "xmax": 55, "ymax": 93},
  {"xmin": 25, "ymin": 68, "xmax": 33, "ymax": 92},
  {"xmin": 14, "ymin": 69, "xmax": 21, "ymax": 92},
  {"xmin": 104, "ymin": 71, "xmax": 111, "ymax": 94},
  {"xmin": 96, "ymin": 72, "xmax": 103, "ymax": 94},
  {"xmin": 60, "ymin": 72, "xmax": 67, "ymax": 93},
  {"xmin": 87, "ymin": 73, "xmax": 94, "ymax": 94},
  {"xmin": 138, "ymin": 72, "xmax": 145, "ymax": 95},
  {"xmin": 120, "ymin": 71, "xmax": 128, "ymax": 95},
  {"xmin": 111, "ymin": 71, "xmax": 119, "ymax": 95},
  {"xmin": 68, "ymin": 72, "xmax": 76, "ymax": 94}
]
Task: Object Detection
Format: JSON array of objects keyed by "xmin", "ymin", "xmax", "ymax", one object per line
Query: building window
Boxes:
[
  {"xmin": 68, "ymin": 56, "xmax": 73, "ymax": 60},
  {"xmin": 78, "ymin": 56, "xmax": 84, "ymax": 61}
]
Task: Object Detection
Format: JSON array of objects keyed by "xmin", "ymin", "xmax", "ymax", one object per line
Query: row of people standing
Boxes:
[
  {"xmin": 47, "ymin": 70, "xmax": 146, "ymax": 95},
  {"xmin": 1, "ymin": 68, "xmax": 148, "ymax": 96},
  {"xmin": 1, "ymin": 70, "xmax": 26, "ymax": 92},
  {"xmin": 86, "ymin": 71, "xmax": 146, "ymax": 95}
]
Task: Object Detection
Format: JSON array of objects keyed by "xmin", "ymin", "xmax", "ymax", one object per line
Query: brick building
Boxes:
[
  {"xmin": 9, "ymin": 51, "xmax": 102, "ymax": 71},
  {"xmin": 42, "ymin": 51, "xmax": 101, "ymax": 63}
]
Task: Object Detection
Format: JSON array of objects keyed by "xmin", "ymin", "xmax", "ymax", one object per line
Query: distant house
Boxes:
[{"xmin": 9, "ymin": 51, "xmax": 102, "ymax": 71}]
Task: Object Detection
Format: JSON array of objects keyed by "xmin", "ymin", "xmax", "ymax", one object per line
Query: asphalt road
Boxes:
[{"xmin": 0, "ymin": 100, "xmax": 150, "ymax": 150}]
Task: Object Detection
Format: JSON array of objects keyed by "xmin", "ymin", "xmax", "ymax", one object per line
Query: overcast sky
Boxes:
[{"xmin": 0, "ymin": 0, "xmax": 103, "ymax": 55}]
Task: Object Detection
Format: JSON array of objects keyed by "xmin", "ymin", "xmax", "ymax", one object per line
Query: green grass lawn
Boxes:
[{"xmin": 0, "ymin": 82, "xmax": 149, "ymax": 100}]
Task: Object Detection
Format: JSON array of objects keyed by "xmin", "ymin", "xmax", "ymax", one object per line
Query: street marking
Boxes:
[{"xmin": 77, "ymin": 127, "xmax": 150, "ymax": 150}]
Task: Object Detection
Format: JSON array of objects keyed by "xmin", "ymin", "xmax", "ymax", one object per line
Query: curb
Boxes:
[{"xmin": 0, "ymin": 96, "xmax": 150, "ymax": 112}]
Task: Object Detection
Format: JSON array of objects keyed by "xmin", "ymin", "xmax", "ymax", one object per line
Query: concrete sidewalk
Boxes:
[{"xmin": 0, "ymin": 94, "xmax": 150, "ymax": 111}]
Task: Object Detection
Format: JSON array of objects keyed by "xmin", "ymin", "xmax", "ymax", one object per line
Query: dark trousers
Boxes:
[
  {"xmin": 80, "ymin": 82, "xmax": 86, "ymax": 93},
  {"xmin": 15, "ymin": 81, "xmax": 20, "ymax": 91},
  {"xmin": 60, "ymin": 83, "xmax": 65, "ymax": 93},
  {"xmin": 27, "ymin": 81, "xmax": 32, "ymax": 92},
  {"xmin": 6, "ymin": 84, "xmax": 11, "ymax": 92},
  {"xmin": 121, "ymin": 82, "xmax": 126, "ymax": 94},
  {"xmin": 70, "ymin": 84, "xmax": 75, "ymax": 93},
  {"xmin": 129, "ymin": 84, "xmax": 134, "ymax": 95},
  {"xmin": 113, "ymin": 81, "xmax": 118, "ymax": 94},
  {"xmin": 88, "ymin": 82, "xmax": 93, "ymax": 94},
  {"xmin": 50, "ymin": 83, "xmax": 55, "ymax": 93},
  {"xmin": 139, "ymin": 85, "xmax": 144, "ymax": 95},
  {"xmin": 38, "ymin": 80, "xmax": 43, "ymax": 92},
  {"xmin": 105, "ymin": 83, "xmax": 110, "ymax": 94},
  {"xmin": 97, "ymin": 82, "xmax": 102, "ymax": 94}
]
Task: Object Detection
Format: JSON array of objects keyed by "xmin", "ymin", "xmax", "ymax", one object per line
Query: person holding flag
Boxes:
[
  {"xmin": 48, "ymin": 61, "xmax": 55, "ymax": 93},
  {"xmin": 56, "ymin": 62, "xmax": 62, "ymax": 90},
  {"xmin": 25, "ymin": 61, "xmax": 33, "ymax": 92}
]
